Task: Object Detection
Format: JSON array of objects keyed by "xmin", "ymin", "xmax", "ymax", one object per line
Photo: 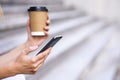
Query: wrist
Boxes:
[
  {"xmin": 8, "ymin": 62, "xmax": 18, "ymax": 76},
  {"xmin": 0, "ymin": 63, "xmax": 17, "ymax": 79}
]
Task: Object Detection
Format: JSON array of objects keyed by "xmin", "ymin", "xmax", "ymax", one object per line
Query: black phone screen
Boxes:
[{"xmin": 36, "ymin": 35, "xmax": 62, "ymax": 55}]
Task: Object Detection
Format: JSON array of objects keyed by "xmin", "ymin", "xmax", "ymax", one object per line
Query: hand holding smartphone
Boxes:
[
  {"xmin": 29, "ymin": 35, "xmax": 62, "ymax": 57},
  {"xmin": 31, "ymin": 35, "xmax": 62, "ymax": 56}
]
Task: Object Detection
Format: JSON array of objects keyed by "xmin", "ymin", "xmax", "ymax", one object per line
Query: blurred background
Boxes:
[{"xmin": 0, "ymin": 0, "xmax": 120, "ymax": 80}]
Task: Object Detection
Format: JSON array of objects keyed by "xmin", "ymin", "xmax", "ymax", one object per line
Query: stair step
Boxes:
[
  {"xmin": 0, "ymin": 10, "xmax": 85, "ymax": 31},
  {"xmin": 80, "ymin": 27, "xmax": 120, "ymax": 80},
  {"xmin": 0, "ymin": 0, "xmax": 63, "ymax": 5},
  {"xmin": 0, "ymin": 16, "xmax": 94, "ymax": 54},
  {"xmin": 2, "ymin": 4, "xmax": 74, "ymax": 15},
  {"xmin": 26, "ymin": 21, "xmax": 116, "ymax": 80}
]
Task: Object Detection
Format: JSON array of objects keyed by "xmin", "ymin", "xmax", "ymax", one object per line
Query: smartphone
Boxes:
[{"xmin": 36, "ymin": 35, "xmax": 62, "ymax": 55}]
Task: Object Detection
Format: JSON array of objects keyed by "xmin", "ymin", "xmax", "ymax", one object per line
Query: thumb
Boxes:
[{"xmin": 22, "ymin": 46, "xmax": 38, "ymax": 55}]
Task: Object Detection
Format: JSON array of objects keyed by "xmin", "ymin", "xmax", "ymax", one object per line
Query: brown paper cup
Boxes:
[{"xmin": 28, "ymin": 6, "xmax": 48, "ymax": 36}]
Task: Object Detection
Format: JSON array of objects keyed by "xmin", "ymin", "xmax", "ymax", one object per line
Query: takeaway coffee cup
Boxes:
[{"xmin": 28, "ymin": 6, "xmax": 48, "ymax": 36}]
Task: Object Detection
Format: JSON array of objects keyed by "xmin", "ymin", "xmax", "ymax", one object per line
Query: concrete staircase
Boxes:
[
  {"xmin": 26, "ymin": 20, "xmax": 120, "ymax": 80},
  {"xmin": 0, "ymin": 0, "xmax": 63, "ymax": 5},
  {"xmin": 0, "ymin": 0, "xmax": 74, "ymax": 15},
  {"xmin": 0, "ymin": 0, "xmax": 120, "ymax": 80}
]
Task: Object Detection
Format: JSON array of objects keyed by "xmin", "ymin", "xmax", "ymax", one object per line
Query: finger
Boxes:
[
  {"xmin": 25, "ymin": 70, "xmax": 37, "ymax": 74},
  {"xmin": 44, "ymin": 52, "xmax": 49, "ymax": 59},
  {"xmin": 27, "ymin": 19, "xmax": 30, "ymax": 27},
  {"xmin": 27, "ymin": 19, "xmax": 30, "ymax": 31},
  {"xmin": 41, "ymin": 48, "xmax": 51, "ymax": 59},
  {"xmin": 46, "ymin": 20, "xmax": 50, "ymax": 26},
  {"xmin": 33, "ymin": 58, "xmax": 45, "ymax": 68},
  {"xmin": 34, "ymin": 62, "xmax": 45, "ymax": 72},
  {"xmin": 44, "ymin": 48, "xmax": 51, "ymax": 59},
  {"xmin": 44, "ymin": 26, "xmax": 49, "ymax": 31},
  {"xmin": 46, "ymin": 47, "xmax": 52, "ymax": 55},
  {"xmin": 34, "ymin": 48, "xmax": 51, "ymax": 61},
  {"xmin": 27, "ymin": 60, "xmax": 45, "ymax": 73},
  {"xmin": 32, "ymin": 52, "xmax": 46, "ymax": 62},
  {"xmin": 22, "ymin": 46, "xmax": 38, "ymax": 55},
  {"xmin": 27, "ymin": 19, "xmax": 31, "ymax": 39}
]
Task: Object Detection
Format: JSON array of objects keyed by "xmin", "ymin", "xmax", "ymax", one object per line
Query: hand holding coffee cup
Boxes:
[{"xmin": 28, "ymin": 6, "xmax": 48, "ymax": 36}]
